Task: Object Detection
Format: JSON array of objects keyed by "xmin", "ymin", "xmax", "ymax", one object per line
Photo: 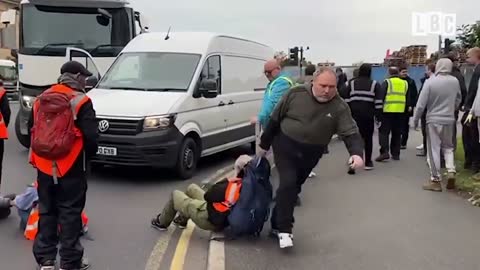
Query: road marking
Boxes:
[
  {"xmin": 145, "ymin": 166, "xmax": 234, "ymax": 270},
  {"xmin": 145, "ymin": 228, "xmax": 175, "ymax": 270},
  {"xmin": 206, "ymin": 162, "xmax": 276, "ymax": 270},
  {"xmin": 169, "ymin": 220, "xmax": 195, "ymax": 270}
]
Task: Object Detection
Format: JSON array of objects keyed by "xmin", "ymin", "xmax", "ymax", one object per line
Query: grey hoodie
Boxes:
[{"xmin": 413, "ymin": 58, "xmax": 462, "ymax": 125}]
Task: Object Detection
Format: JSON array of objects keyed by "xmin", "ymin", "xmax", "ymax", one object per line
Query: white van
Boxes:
[{"xmin": 68, "ymin": 32, "xmax": 273, "ymax": 179}]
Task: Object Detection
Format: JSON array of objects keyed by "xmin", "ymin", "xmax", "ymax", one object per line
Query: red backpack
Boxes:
[{"xmin": 31, "ymin": 88, "xmax": 81, "ymax": 160}]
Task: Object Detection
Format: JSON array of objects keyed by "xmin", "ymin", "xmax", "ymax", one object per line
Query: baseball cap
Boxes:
[{"xmin": 60, "ymin": 61, "xmax": 93, "ymax": 76}]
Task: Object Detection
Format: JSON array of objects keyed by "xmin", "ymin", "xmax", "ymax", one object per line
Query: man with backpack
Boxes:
[
  {"xmin": 151, "ymin": 155, "xmax": 267, "ymax": 234},
  {"xmin": 28, "ymin": 61, "xmax": 98, "ymax": 270},
  {"xmin": 0, "ymin": 80, "xmax": 11, "ymax": 188}
]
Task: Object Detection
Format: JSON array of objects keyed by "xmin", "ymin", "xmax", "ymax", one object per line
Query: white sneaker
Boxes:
[
  {"xmin": 416, "ymin": 144, "xmax": 424, "ymax": 150},
  {"xmin": 308, "ymin": 171, "xmax": 316, "ymax": 178},
  {"xmin": 278, "ymin": 233, "xmax": 294, "ymax": 249}
]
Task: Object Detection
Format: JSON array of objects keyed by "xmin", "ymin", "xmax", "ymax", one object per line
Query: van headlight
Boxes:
[
  {"xmin": 143, "ymin": 115, "xmax": 176, "ymax": 131},
  {"xmin": 21, "ymin": 95, "xmax": 36, "ymax": 110}
]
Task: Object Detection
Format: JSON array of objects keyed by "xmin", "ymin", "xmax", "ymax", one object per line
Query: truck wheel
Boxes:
[
  {"xmin": 176, "ymin": 137, "xmax": 198, "ymax": 180},
  {"xmin": 15, "ymin": 113, "xmax": 30, "ymax": 149}
]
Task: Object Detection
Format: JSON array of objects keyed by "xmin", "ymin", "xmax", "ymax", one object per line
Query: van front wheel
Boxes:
[{"xmin": 175, "ymin": 137, "xmax": 198, "ymax": 180}]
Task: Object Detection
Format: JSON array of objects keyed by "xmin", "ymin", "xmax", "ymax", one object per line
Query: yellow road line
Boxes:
[
  {"xmin": 169, "ymin": 220, "xmax": 195, "ymax": 270},
  {"xmin": 145, "ymin": 228, "xmax": 175, "ymax": 270}
]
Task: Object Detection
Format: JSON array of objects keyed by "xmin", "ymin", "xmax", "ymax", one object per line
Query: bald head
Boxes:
[{"xmin": 264, "ymin": 59, "xmax": 281, "ymax": 81}]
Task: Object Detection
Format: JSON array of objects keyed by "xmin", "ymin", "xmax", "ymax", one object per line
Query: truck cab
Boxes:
[
  {"xmin": 0, "ymin": 59, "xmax": 17, "ymax": 100},
  {"xmin": 15, "ymin": 0, "xmax": 148, "ymax": 148}
]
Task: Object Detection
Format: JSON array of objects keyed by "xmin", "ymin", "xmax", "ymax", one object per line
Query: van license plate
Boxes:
[{"xmin": 97, "ymin": 146, "xmax": 117, "ymax": 156}]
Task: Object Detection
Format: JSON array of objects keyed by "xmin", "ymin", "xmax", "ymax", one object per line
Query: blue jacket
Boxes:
[{"xmin": 258, "ymin": 72, "xmax": 294, "ymax": 127}]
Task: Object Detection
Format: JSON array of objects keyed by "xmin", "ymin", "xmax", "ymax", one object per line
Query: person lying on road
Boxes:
[{"xmin": 151, "ymin": 155, "xmax": 253, "ymax": 232}]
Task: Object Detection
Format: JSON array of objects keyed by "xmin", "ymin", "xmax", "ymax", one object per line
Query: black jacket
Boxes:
[
  {"xmin": 0, "ymin": 91, "xmax": 11, "ymax": 128},
  {"xmin": 204, "ymin": 178, "xmax": 230, "ymax": 229},
  {"xmin": 464, "ymin": 65, "xmax": 480, "ymax": 111},
  {"xmin": 451, "ymin": 66, "xmax": 467, "ymax": 109},
  {"xmin": 28, "ymin": 86, "xmax": 99, "ymax": 176},
  {"xmin": 339, "ymin": 77, "xmax": 383, "ymax": 119}
]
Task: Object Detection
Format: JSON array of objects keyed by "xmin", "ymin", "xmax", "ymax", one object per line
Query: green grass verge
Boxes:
[{"xmin": 455, "ymin": 138, "xmax": 480, "ymax": 193}]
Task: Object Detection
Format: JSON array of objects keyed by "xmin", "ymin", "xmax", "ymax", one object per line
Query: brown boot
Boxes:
[
  {"xmin": 446, "ymin": 173, "xmax": 456, "ymax": 190},
  {"xmin": 422, "ymin": 181, "xmax": 442, "ymax": 192}
]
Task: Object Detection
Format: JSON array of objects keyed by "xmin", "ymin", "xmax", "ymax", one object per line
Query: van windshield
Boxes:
[
  {"xmin": 0, "ymin": 65, "xmax": 17, "ymax": 81},
  {"xmin": 97, "ymin": 52, "xmax": 201, "ymax": 91}
]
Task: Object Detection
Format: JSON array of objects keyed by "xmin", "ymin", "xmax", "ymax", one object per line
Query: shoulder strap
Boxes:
[{"xmin": 69, "ymin": 93, "xmax": 89, "ymax": 120}]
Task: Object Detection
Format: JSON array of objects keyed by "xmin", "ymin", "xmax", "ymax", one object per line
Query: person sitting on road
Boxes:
[{"xmin": 151, "ymin": 155, "xmax": 252, "ymax": 232}]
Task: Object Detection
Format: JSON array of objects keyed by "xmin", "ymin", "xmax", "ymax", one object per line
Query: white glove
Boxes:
[
  {"xmin": 464, "ymin": 113, "xmax": 474, "ymax": 124},
  {"xmin": 349, "ymin": 155, "xmax": 364, "ymax": 170}
]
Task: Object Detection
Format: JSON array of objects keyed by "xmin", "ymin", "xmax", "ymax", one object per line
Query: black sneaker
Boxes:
[
  {"xmin": 392, "ymin": 156, "xmax": 400, "ymax": 161},
  {"xmin": 60, "ymin": 258, "xmax": 90, "ymax": 270},
  {"xmin": 400, "ymin": 145, "xmax": 407, "ymax": 150},
  {"xmin": 151, "ymin": 215, "xmax": 168, "ymax": 231},
  {"xmin": 364, "ymin": 161, "xmax": 374, "ymax": 171},
  {"xmin": 173, "ymin": 216, "xmax": 188, "ymax": 229},
  {"xmin": 38, "ymin": 260, "xmax": 56, "ymax": 270}
]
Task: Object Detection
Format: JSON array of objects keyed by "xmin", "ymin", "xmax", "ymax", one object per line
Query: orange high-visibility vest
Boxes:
[
  {"xmin": 213, "ymin": 178, "xmax": 242, "ymax": 212},
  {"xmin": 24, "ymin": 207, "xmax": 89, "ymax": 241},
  {"xmin": 29, "ymin": 84, "xmax": 90, "ymax": 178},
  {"xmin": 0, "ymin": 88, "xmax": 8, "ymax": 139}
]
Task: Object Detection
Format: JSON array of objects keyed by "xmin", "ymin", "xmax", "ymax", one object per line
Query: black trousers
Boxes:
[
  {"xmin": 271, "ymin": 133, "xmax": 322, "ymax": 233},
  {"xmin": 353, "ymin": 115, "xmax": 374, "ymax": 163},
  {"xmin": 0, "ymin": 140, "xmax": 3, "ymax": 187},
  {"xmin": 400, "ymin": 114, "xmax": 410, "ymax": 147},
  {"xmin": 462, "ymin": 118, "xmax": 480, "ymax": 171},
  {"xmin": 33, "ymin": 170, "xmax": 87, "ymax": 269},
  {"xmin": 379, "ymin": 113, "xmax": 404, "ymax": 158},
  {"xmin": 421, "ymin": 113, "xmax": 427, "ymax": 150}
]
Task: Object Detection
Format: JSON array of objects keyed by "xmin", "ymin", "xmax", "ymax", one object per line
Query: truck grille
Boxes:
[{"xmin": 97, "ymin": 118, "xmax": 142, "ymax": 136}]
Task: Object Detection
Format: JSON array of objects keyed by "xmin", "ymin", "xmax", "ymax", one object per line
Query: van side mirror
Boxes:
[
  {"xmin": 85, "ymin": 76, "xmax": 99, "ymax": 91},
  {"xmin": 198, "ymin": 79, "xmax": 218, "ymax": 98}
]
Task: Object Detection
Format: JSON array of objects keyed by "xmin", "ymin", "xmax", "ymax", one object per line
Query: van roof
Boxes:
[
  {"xmin": 21, "ymin": 0, "xmax": 130, "ymax": 8},
  {"xmin": 0, "ymin": 59, "xmax": 15, "ymax": 67},
  {"xmin": 122, "ymin": 32, "xmax": 272, "ymax": 57}
]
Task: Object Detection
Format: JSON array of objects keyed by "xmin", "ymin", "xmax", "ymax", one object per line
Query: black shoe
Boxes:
[
  {"xmin": 173, "ymin": 216, "xmax": 188, "ymax": 229},
  {"xmin": 375, "ymin": 153, "xmax": 390, "ymax": 162},
  {"xmin": 400, "ymin": 145, "xmax": 407, "ymax": 150},
  {"xmin": 38, "ymin": 260, "xmax": 56, "ymax": 270},
  {"xmin": 295, "ymin": 197, "xmax": 302, "ymax": 207},
  {"xmin": 392, "ymin": 156, "xmax": 400, "ymax": 161},
  {"xmin": 464, "ymin": 162, "xmax": 472, "ymax": 170},
  {"xmin": 60, "ymin": 258, "xmax": 90, "ymax": 270},
  {"xmin": 151, "ymin": 215, "xmax": 168, "ymax": 231},
  {"xmin": 364, "ymin": 161, "xmax": 374, "ymax": 171}
]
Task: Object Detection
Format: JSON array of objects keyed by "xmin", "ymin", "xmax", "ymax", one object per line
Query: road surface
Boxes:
[{"xmin": 0, "ymin": 103, "xmax": 250, "ymax": 270}]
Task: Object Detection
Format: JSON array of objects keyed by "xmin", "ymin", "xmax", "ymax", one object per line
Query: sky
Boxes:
[{"xmin": 133, "ymin": 0, "xmax": 480, "ymax": 65}]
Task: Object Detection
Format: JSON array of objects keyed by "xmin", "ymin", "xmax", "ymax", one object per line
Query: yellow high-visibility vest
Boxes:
[{"xmin": 383, "ymin": 77, "xmax": 408, "ymax": 113}]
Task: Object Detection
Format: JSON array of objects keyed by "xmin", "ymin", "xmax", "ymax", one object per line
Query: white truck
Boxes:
[{"xmin": 15, "ymin": 0, "xmax": 148, "ymax": 148}]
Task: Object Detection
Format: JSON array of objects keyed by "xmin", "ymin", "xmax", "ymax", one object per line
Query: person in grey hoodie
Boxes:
[{"xmin": 413, "ymin": 58, "xmax": 462, "ymax": 192}]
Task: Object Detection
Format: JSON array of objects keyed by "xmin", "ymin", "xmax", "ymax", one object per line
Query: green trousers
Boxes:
[{"xmin": 158, "ymin": 184, "xmax": 216, "ymax": 231}]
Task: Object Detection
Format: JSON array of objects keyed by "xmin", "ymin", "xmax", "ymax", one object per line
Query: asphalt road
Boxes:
[
  {"xmin": 0, "ymin": 103, "xmax": 250, "ymax": 269},
  {"xmin": 225, "ymin": 131, "xmax": 480, "ymax": 270}
]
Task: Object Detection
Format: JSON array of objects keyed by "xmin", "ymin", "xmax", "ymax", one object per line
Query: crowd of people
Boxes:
[{"xmin": 0, "ymin": 47, "xmax": 479, "ymax": 267}]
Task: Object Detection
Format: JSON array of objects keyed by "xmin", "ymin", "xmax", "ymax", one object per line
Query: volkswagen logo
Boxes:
[{"xmin": 98, "ymin": 120, "xmax": 110, "ymax": 133}]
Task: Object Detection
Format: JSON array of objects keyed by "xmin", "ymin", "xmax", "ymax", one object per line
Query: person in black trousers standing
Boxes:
[
  {"xmin": 340, "ymin": 63, "xmax": 383, "ymax": 170},
  {"xmin": 399, "ymin": 65, "xmax": 418, "ymax": 149},
  {"xmin": 0, "ymin": 81, "xmax": 11, "ymax": 189}
]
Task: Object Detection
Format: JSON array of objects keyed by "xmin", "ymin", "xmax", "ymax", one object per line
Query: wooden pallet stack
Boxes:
[
  {"xmin": 405, "ymin": 45, "xmax": 427, "ymax": 65},
  {"xmin": 384, "ymin": 57, "xmax": 405, "ymax": 67}
]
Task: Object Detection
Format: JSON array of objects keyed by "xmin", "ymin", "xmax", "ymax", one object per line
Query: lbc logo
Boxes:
[{"xmin": 412, "ymin": 12, "xmax": 456, "ymax": 36}]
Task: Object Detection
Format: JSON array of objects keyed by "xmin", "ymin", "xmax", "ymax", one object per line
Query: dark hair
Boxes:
[
  {"xmin": 399, "ymin": 64, "xmax": 408, "ymax": 72},
  {"xmin": 358, "ymin": 63, "xmax": 372, "ymax": 77},
  {"xmin": 336, "ymin": 67, "xmax": 343, "ymax": 73},
  {"xmin": 305, "ymin": 64, "xmax": 316, "ymax": 76},
  {"xmin": 389, "ymin": 67, "xmax": 400, "ymax": 75},
  {"xmin": 427, "ymin": 62, "xmax": 436, "ymax": 73}
]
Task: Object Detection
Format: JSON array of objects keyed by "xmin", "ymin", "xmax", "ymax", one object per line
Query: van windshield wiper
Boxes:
[
  {"xmin": 105, "ymin": 86, "xmax": 147, "ymax": 91},
  {"xmin": 145, "ymin": 88, "xmax": 186, "ymax": 92},
  {"xmin": 34, "ymin": 43, "xmax": 84, "ymax": 55},
  {"xmin": 89, "ymin": 44, "xmax": 123, "ymax": 55}
]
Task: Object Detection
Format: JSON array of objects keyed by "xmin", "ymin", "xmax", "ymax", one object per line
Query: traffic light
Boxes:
[
  {"xmin": 289, "ymin": 47, "xmax": 299, "ymax": 64},
  {"xmin": 444, "ymin": 38, "xmax": 454, "ymax": 53}
]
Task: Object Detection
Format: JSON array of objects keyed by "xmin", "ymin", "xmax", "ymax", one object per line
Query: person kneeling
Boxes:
[{"xmin": 151, "ymin": 155, "xmax": 252, "ymax": 232}]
